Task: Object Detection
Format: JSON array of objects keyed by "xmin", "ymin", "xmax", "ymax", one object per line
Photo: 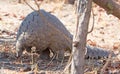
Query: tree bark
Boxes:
[
  {"xmin": 71, "ymin": 0, "xmax": 92, "ymax": 74},
  {"xmin": 64, "ymin": 0, "xmax": 75, "ymax": 4},
  {"xmin": 18, "ymin": 0, "xmax": 22, "ymax": 3},
  {"xmin": 93, "ymin": 0, "xmax": 120, "ymax": 19}
]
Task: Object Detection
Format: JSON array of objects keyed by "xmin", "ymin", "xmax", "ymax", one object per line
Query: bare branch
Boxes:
[
  {"xmin": 88, "ymin": 8, "xmax": 94, "ymax": 34},
  {"xmin": 24, "ymin": 0, "xmax": 36, "ymax": 11},
  {"xmin": 93, "ymin": 0, "xmax": 120, "ymax": 19},
  {"xmin": 34, "ymin": 0, "xmax": 42, "ymax": 10}
]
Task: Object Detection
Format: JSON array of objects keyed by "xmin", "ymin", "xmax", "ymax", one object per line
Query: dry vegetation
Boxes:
[{"xmin": 0, "ymin": 0, "xmax": 120, "ymax": 74}]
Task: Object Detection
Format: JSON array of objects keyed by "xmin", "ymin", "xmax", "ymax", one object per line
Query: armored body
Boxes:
[
  {"xmin": 16, "ymin": 9, "xmax": 72, "ymax": 59},
  {"xmin": 16, "ymin": 9, "xmax": 113, "ymax": 59}
]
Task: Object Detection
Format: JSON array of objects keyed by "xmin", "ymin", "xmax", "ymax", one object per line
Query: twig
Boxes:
[
  {"xmin": 24, "ymin": 0, "xmax": 36, "ymax": 11},
  {"xmin": 88, "ymin": 6, "xmax": 94, "ymax": 33},
  {"xmin": 57, "ymin": 56, "xmax": 65, "ymax": 70},
  {"xmin": 46, "ymin": 54, "xmax": 56, "ymax": 68},
  {"xmin": 100, "ymin": 52, "xmax": 112, "ymax": 74},
  {"xmin": 62, "ymin": 60, "xmax": 71, "ymax": 74},
  {"xmin": 61, "ymin": 52, "xmax": 73, "ymax": 74},
  {"xmin": 34, "ymin": 0, "xmax": 41, "ymax": 10}
]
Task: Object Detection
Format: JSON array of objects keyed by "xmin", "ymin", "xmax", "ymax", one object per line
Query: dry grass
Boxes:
[{"xmin": 0, "ymin": 43, "xmax": 119, "ymax": 74}]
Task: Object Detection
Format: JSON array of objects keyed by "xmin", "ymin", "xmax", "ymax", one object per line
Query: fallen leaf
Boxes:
[
  {"xmin": 4, "ymin": 13, "xmax": 10, "ymax": 16},
  {"xmin": 12, "ymin": 13, "xmax": 17, "ymax": 18},
  {"xmin": 113, "ymin": 42, "xmax": 120, "ymax": 50},
  {"xmin": 87, "ymin": 39, "xmax": 96, "ymax": 46},
  {"xmin": 0, "ymin": 17, "xmax": 2, "ymax": 20},
  {"xmin": 19, "ymin": 15, "xmax": 25, "ymax": 20}
]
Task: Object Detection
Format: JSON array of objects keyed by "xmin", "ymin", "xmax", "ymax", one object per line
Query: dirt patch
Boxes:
[{"xmin": 0, "ymin": 0, "xmax": 120, "ymax": 74}]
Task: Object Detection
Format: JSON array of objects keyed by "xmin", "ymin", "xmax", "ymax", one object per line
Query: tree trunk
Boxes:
[
  {"xmin": 71, "ymin": 0, "xmax": 92, "ymax": 74},
  {"xmin": 64, "ymin": 0, "xmax": 75, "ymax": 4},
  {"xmin": 18, "ymin": 0, "xmax": 22, "ymax": 3},
  {"xmin": 93, "ymin": 0, "xmax": 120, "ymax": 19}
]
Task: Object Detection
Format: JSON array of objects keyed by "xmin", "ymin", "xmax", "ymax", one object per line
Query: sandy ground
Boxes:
[
  {"xmin": 0, "ymin": 0, "xmax": 120, "ymax": 74},
  {"xmin": 0, "ymin": 0, "xmax": 120, "ymax": 49}
]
